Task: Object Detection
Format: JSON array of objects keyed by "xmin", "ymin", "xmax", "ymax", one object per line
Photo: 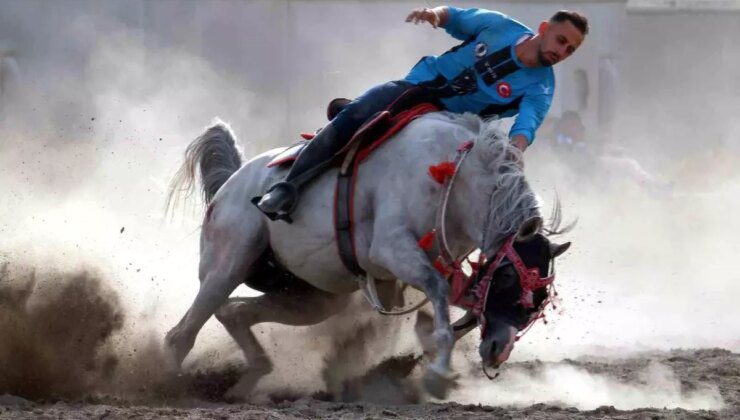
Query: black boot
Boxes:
[{"xmin": 255, "ymin": 124, "xmax": 343, "ymax": 219}]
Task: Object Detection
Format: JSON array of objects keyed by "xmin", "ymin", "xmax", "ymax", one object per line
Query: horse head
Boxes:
[{"xmin": 477, "ymin": 216, "xmax": 571, "ymax": 369}]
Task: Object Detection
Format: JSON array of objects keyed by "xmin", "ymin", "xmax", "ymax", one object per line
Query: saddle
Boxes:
[
  {"xmin": 266, "ymin": 90, "xmax": 439, "ymax": 276},
  {"xmin": 265, "ymin": 97, "xmax": 351, "ymax": 169},
  {"xmin": 267, "ymin": 87, "xmax": 442, "ymax": 169}
]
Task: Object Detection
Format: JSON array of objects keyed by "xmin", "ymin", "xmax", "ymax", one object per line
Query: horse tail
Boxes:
[{"xmin": 165, "ymin": 120, "xmax": 243, "ymax": 214}]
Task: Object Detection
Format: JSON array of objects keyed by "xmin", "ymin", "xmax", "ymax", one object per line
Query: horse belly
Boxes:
[
  {"xmin": 281, "ymin": 248, "xmax": 359, "ymax": 294},
  {"xmin": 267, "ymin": 172, "xmax": 359, "ymax": 295}
]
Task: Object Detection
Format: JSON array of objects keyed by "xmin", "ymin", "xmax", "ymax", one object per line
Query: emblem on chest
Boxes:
[{"xmin": 496, "ymin": 81, "xmax": 512, "ymax": 98}]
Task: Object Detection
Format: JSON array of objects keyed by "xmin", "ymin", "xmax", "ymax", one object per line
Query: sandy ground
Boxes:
[{"xmin": 1, "ymin": 348, "xmax": 736, "ymax": 420}]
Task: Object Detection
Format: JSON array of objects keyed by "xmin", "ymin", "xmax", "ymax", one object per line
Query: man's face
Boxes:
[{"xmin": 537, "ymin": 20, "xmax": 585, "ymax": 66}]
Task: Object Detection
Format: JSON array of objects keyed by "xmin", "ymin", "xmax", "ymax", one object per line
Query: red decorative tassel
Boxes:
[
  {"xmin": 428, "ymin": 161, "xmax": 456, "ymax": 185},
  {"xmin": 300, "ymin": 132, "xmax": 315, "ymax": 140},
  {"xmin": 418, "ymin": 230, "xmax": 436, "ymax": 251}
]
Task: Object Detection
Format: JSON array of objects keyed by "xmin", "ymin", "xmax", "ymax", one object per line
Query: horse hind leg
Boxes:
[
  {"xmin": 214, "ymin": 283, "xmax": 351, "ymax": 398},
  {"xmin": 164, "ymin": 204, "xmax": 268, "ymax": 369}
]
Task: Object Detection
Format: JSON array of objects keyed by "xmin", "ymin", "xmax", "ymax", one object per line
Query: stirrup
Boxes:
[{"xmin": 251, "ymin": 182, "xmax": 298, "ymax": 223}]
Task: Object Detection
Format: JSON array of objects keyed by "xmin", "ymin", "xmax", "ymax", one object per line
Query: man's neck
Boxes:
[{"xmin": 515, "ymin": 35, "xmax": 541, "ymax": 68}]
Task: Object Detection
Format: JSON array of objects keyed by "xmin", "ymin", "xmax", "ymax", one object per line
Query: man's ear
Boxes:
[{"xmin": 538, "ymin": 21, "xmax": 549, "ymax": 35}]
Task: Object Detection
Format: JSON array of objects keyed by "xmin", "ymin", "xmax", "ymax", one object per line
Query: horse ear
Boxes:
[
  {"xmin": 549, "ymin": 241, "xmax": 571, "ymax": 258},
  {"xmin": 515, "ymin": 216, "xmax": 543, "ymax": 242}
]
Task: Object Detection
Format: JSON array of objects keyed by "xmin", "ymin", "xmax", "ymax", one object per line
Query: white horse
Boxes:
[{"xmin": 164, "ymin": 112, "xmax": 571, "ymax": 398}]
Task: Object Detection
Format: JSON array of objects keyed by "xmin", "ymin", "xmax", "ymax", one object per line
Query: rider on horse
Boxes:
[{"xmin": 255, "ymin": 6, "xmax": 589, "ymax": 219}]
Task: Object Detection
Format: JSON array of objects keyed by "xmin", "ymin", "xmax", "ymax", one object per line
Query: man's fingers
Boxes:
[
  {"xmin": 406, "ymin": 8, "xmax": 423, "ymax": 22},
  {"xmin": 407, "ymin": 8, "xmax": 424, "ymax": 21},
  {"xmin": 405, "ymin": 8, "xmax": 439, "ymax": 27}
]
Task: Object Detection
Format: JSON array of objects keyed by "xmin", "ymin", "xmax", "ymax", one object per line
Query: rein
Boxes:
[{"xmin": 433, "ymin": 140, "xmax": 475, "ymax": 267}]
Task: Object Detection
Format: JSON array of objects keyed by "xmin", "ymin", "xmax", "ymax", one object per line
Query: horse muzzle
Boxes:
[{"xmin": 479, "ymin": 323, "xmax": 518, "ymax": 369}]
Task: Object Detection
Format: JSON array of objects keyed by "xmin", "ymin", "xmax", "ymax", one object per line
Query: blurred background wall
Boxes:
[{"xmin": 1, "ymin": 0, "xmax": 737, "ymax": 154}]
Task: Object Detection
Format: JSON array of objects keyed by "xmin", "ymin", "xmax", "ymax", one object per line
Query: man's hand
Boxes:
[
  {"xmin": 510, "ymin": 135, "xmax": 529, "ymax": 152},
  {"xmin": 405, "ymin": 7, "xmax": 448, "ymax": 28}
]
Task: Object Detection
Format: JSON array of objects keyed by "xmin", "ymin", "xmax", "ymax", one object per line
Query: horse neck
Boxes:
[
  {"xmin": 447, "ymin": 146, "xmax": 539, "ymax": 256},
  {"xmin": 444, "ymin": 156, "xmax": 495, "ymax": 256}
]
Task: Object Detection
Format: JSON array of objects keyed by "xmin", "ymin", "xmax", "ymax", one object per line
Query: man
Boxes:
[
  {"xmin": 256, "ymin": 6, "xmax": 588, "ymax": 219},
  {"xmin": 554, "ymin": 110, "xmax": 587, "ymax": 150}
]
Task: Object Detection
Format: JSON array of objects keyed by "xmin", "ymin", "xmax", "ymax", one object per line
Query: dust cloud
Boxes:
[
  {"xmin": 453, "ymin": 359, "xmax": 724, "ymax": 410},
  {"xmin": 0, "ymin": 261, "xmax": 123, "ymax": 399},
  {"xmin": 0, "ymin": 6, "xmax": 263, "ymax": 402}
]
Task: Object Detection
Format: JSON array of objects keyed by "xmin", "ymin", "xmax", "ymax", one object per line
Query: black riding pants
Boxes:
[{"xmin": 331, "ymin": 80, "xmax": 418, "ymax": 142}]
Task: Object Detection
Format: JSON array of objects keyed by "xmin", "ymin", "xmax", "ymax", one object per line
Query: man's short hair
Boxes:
[{"xmin": 550, "ymin": 10, "xmax": 589, "ymax": 35}]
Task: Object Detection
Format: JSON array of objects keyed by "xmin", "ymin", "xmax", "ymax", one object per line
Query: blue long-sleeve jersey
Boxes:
[{"xmin": 405, "ymin": 7, "xmax": 555, "ymax": 143}]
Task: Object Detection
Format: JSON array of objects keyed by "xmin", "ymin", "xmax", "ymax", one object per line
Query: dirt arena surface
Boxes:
[{"xmin": 1, "ymin": 348, "xmax": 736, "ymax": 419}]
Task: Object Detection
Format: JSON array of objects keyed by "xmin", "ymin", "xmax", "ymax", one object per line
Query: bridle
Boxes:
[{"xmin": 468, "ymin": 236, "xmax": 556, "ymax": 335}]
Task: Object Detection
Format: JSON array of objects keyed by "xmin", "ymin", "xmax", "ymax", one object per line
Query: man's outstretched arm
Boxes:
[
  {"xmin": 407, "ymin": 7, "xmax": 507, "ymax": 40},
  {"xmin": 509, "ymin": 81, "xmax": 555, "ymax": 152}
]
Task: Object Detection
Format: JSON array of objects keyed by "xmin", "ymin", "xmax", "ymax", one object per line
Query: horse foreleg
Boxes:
[
  {"xmin": 214, "ymin": 286, "xmax": 350, "ymax": 397},
  {"xmin": 368, "ymin": 230, "xmax": 455, "ymax": 399},
  {"xmin": 415, "ymin": 310, "xmax": 476, "ymax": 356}
]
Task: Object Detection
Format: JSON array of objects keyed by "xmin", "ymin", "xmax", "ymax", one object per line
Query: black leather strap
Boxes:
[
  {"xmin": 335, "ymin": 170, "xmax": 365, "ymax": 276},
  {"xmin": 421, "ymin": 44, "xmax": 521, "ymax": 98}
]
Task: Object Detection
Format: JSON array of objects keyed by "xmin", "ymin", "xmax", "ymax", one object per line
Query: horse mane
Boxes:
[
  {"xmin": 448, "ymin": 114, "xmax": 574, "ymax": 245},
  {"xmin": 421, "ymin": 111, "xmax": 484, "ymax": 133},
  {"xmin": 422, "ymin": 112, "xmax": 542, "ymax": 248},
  {"xmin": 543, "ymin": 192, "xmax": 576, "ymax": 236},
  {"xmin": 475, "ymin": 120, "xmax": 540, "ymax": 249}
]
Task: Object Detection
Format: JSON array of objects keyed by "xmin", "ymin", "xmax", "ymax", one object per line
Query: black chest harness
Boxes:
[{"xmin": 420, "ymin": 41, "xmax": 524, "ymax": 118}]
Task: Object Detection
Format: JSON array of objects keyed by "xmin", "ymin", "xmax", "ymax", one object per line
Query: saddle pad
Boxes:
[
  {"xmin": 266, "ymin": 141, "xmax": 308, "ymax": 168},
  {"xmin": 334, "ymin": 102, "xmax": 439, "ymax": 277},
  {"xmin": 356, "ymin": 103, "xmax": 439, "ymax": 163}
]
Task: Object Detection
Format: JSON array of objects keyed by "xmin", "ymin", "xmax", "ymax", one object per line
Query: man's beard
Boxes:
[{"xmin": 537, "ymin": 49, "xmax": 555, "ymax": 67}]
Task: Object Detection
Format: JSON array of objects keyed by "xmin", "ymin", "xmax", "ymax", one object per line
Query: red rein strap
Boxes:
[{"xmin": 502, "ymin": 240, "xmax": 554, "ymax": 309}]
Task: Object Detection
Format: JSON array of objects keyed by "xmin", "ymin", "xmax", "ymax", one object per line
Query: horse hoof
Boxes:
[
  {"xmin": 160, "ymin": 342, "xmax": 183, "ymax": 374},
  {"xmin": 423, "ymin": 366, "xmax": 458, "ymax": 399},
  {"xmin": 226, "ymin": 362, "xmax": 273, "ymax": 400},
  {"xmin": 163, "ymin": 328, "xmax": 196, "ymax": 370}
]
